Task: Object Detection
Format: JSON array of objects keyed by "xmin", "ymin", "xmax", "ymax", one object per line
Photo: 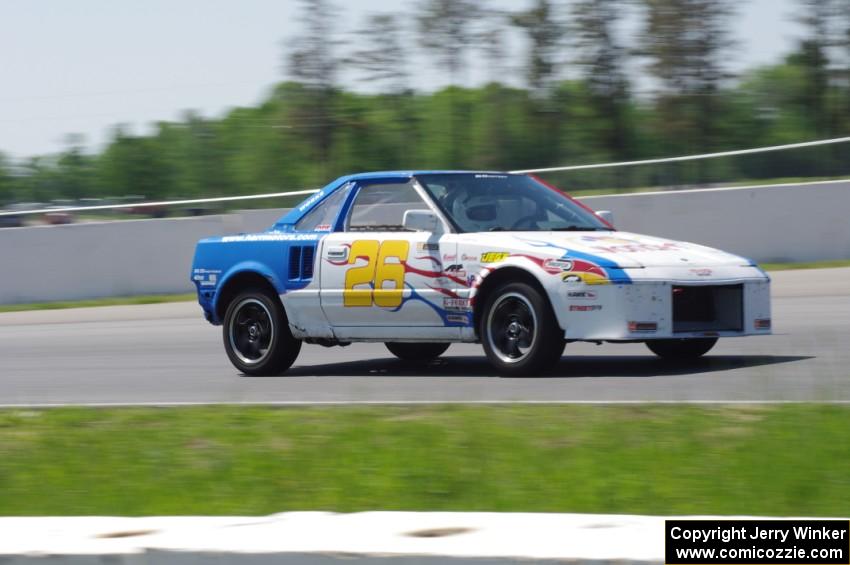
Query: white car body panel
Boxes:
[{"xmin": 280, "ymin": 228, "xmax": 771, "ymax": 343}]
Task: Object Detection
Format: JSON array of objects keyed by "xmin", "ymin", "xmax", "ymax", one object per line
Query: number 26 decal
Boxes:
[{"xmin": 344, "ymin": 240, "xmax": 410, "ymax": 307}]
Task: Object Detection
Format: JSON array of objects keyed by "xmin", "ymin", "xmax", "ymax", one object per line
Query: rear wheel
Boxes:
[
  {"xmin": 223, "ymin": 289, "xmax": 301, "ymax": 375},
  {"xmin": 646, "ymin": 338, "xmax": 717, "ymax": 360},
  {"xmin": 385, "ymin": 342, "xmax": 450, "ymax": 362},
  {"xmin": 480, "ymin": 282, "xmax": 565, "ymax": 376}
]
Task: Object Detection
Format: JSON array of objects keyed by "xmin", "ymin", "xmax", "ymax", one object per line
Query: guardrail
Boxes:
[
  {"xmin": 511, "ymin": 135, "xmax": 850, "ymax": 174},
  {"xmin": 0, "ymin": 189, "xmax": 319, "ymax": 217}
]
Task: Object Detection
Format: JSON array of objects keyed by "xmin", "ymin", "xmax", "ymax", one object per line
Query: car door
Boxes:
[{"xmin": 319, "ymin": 179, "xmax": 463, "ymax": 336}]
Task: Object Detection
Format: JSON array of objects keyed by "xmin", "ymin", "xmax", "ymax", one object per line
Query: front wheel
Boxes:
[
  {"xmin": 223, "ymin": 289, "xmax": 301, "ymax": 376},
  {"xmin": 385, "ymin": 342, "xmax": 450, "ymax": 362},
  {"xmin": 480, "ymin": 282, "xmax": 565, "ymax": 376},
  {"xmin": 646, "ymin": 338, "xmax": 718, "ymax": 360}
]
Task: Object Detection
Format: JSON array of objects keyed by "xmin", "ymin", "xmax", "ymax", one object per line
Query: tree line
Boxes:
[{"xmin": 2, "ymin": 0, "xmax": 850, "ymax": 206}]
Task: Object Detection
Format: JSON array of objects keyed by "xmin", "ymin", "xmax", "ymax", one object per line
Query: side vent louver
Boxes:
[
  {"xmin": 288, "ymin": 245, "xmax": 316, "ymax": 281},
  {"xmin": 302, "ymin": 246, "xmax": 315, "ymax": 279},
  {"xmin": 288, "ymin": 246, "xmax": 302, "ymax": 280}
]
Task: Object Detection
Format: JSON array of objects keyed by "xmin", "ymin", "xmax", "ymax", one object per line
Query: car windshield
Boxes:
[{"xmin": 415, "ymin": 173, "xmax": 612, "ymax": 233}]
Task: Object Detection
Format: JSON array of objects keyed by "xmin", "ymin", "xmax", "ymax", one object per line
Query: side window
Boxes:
[
  {"xmin": 347, "ymin": 181, "xmax": 431, "ymax": 232},
  {"xmin": 295, "ymin": 184, "xmax": 350, "ymax": 232}
]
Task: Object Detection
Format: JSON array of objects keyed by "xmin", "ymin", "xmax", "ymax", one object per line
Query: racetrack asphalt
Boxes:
[{"xmin": 1, "ymin": 268, "xmax": 848, "ymax": 406}]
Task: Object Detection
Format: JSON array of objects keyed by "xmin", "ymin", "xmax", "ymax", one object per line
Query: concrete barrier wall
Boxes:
[
  {"xmin": 1, "ymin": 181, "xmax": 848, "ymax": 304},
  {"xmin": 583, "ymin": 180, "xmax": 850, "ymax": 263},
  {"xmin": 0, "ymin": 209, "xmax": 286, "ymax": 304}
]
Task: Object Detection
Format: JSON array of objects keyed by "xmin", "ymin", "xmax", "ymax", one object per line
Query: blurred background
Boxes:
[{"xmin": 1, "ymin": 0, "xmax": 849, "ymax": 223}]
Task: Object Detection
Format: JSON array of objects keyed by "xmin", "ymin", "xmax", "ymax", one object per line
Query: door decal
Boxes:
[{"xmin": 343, "ymin": 240, "xmax": 410, "ymax": 307}]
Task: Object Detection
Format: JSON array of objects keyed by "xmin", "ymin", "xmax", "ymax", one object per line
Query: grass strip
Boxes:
[
  {"xmin": 761, "ymin": 259, "xmax": 850, "ymax": 271},
  {"xmin": 0, "ymin": 293, "xmax": 196, "ymax": 313},
  {"xmin": 0, "ymin": 405, "xmax": 848, "ymax": 516}
]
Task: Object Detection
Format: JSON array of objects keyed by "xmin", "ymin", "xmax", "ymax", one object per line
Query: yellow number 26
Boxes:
[{"xmin": 343, "ymin": 240, "xmax": 410, "ymax": 308}]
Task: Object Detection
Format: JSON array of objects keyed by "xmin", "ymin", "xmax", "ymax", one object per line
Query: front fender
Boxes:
[{"xmin": 469, "ymin": 256, "xmax": 568, "ymax": 329}]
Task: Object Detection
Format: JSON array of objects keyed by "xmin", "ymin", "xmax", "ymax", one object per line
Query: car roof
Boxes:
[
  {"xmin": 337, "ymin": 170, "xmax": 512, "ymax": 182},
  {"xmin": 273, "ymin": 170, "xmax": 522, "ymax": 229}
]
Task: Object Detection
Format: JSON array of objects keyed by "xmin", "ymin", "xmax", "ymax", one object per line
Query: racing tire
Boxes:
[
  {"xmin": 646, "ymin": 338, "xmax": 718, "ymax": 360},
  {"xmin": 480, "ymin": 282, "xmax": 565, "ymax": 376},
  {"xmin": 385, "ymin": 342, "xmax": 450, "ymax": 362},
  {"xmin": 223, "ymin": 288, "xmax": 301, "ymax": 376}
]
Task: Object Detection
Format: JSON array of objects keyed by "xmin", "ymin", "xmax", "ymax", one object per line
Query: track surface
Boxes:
[{"xmin": 1, "ymin": 269, "xmax": 848, "ymax": 405}]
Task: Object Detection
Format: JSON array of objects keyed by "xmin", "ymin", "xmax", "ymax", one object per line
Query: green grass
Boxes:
[
  {"xmin": 761, "ymin": 259, "xmax": 850, "ymax": 271},
  {"xmin": 0, "ymin": 293, "xmax": 196, "ymax": 313},
  {"xmin": 0, "ymin": 405, "xmax": 848, "ymax": 516}
]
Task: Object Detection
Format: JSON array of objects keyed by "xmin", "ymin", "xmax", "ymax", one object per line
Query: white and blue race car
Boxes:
[{"xmin": 191, "ymin": 171, "xmax": 771, "ymax": 376}]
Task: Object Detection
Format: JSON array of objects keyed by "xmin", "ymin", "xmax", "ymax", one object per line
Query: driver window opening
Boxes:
[
  {"xmin": 294, "ymin": 183, "xmax": 351, "ymax": 232},
  {"xmin": 347, "ymin": 181, "xmax": 431, "ymax": 232}
]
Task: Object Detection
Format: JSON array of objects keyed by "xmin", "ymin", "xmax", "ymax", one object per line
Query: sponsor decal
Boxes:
[
  {"xmin": 474, "ymin": 174, "xmax": 508, "ymax": 179},
  {"xmin": 480, "ymin": 251, "xmax": 510, "ymax": 263},
  {"xmin": 417, "ymin": 242, "xmax": 440, "ymax": 252},
  {"xmin": 594, "ymin": 242, "xmax": 682, "ymax": 254},
  {"xmin": 461, "ymin": 253, "xmax": 478, "ymax": 262},
  {"xmin": 561, "ymin": 272, "xmax": 609, "ymax": 285},
  {"xmin": 446, "ymin": 314, "xmax": 470, "ymax": 324},
  {"xmin": 580, "ymin": 235, "xmax": 637, "ymax": 245},
  {"xmin": 443, "ymin": 298, "xmax": 470, "ymax": 311},
  {"xmin": 689, "ymin": 268, "xmax": 712, "ymax": 276},
  {"xmin": 443, "ymin": 264, "xmax": 466, "ymax": 277},
  {"xmin": 314, "ymin": 224, "xmax": 332, "ymax": 232},
  {"xmin": 442, "ymin": 253, "xmax": 457, "ymax": 261},
  {"xmin": 567, "ymin": 290, "xmax": 597, "ymax": 300},
  {"xmin": 580, "ymin": 234, "xmax": 683, "ymax": 254},
  {"xmin": 569, "ymin": 305, "xmax": 603, "ymax": 312},
  {"xmin": 221, "ymin": 233, "xmax": 319, "ymax": 243},
  {"xmin": 297, "ymin": 190, "xmax": 324, "ymax": 212},
  {"xmin": 542, "ymin": 258, "xmax": 574, "ymax": 274},
  {"xmin": 192, "ymin": 268, "xmax": 222, "ymax": 287}
]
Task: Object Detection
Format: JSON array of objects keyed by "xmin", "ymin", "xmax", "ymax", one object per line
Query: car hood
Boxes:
[{"xmin": 468, "ymin": 231, "xmax": 750, "ymax": 269}]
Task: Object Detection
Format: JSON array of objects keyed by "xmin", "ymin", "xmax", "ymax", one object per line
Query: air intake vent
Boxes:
[
  {"xmin": 302, "ymin": 246, "xmax": 315, "ymax": 279},
  {"xmin": 288, "ymin": 246, "xmax": 302, "ymax": 280},
  {"xmin": 288, "ymin": 245, "xmax": 316, "ymax": 281}
]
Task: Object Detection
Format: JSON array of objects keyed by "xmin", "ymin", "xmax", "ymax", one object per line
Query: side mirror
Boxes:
[
  {"xmin": 596, "ymin": 210, "xmax": 614, "ymax": 226},
  {"xmin": 403, "ymin": 209, "xmax": 441, "ymax": 233}
]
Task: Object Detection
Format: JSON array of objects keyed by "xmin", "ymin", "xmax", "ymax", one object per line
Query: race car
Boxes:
[{"xmin": 191, "ymin": 171, "xmax": 771, "ymax": 376}]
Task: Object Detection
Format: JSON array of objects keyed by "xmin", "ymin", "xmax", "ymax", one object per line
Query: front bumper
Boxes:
[{"xmin": 554, "ymin": 277, "xmax": 771, "ymax": 341}]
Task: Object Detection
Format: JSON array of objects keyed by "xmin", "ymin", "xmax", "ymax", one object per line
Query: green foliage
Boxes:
[
  {"xmin": 4, "ymin": 0, "xmax": 850, "ymax": 204},
  {"xmin": 0, "ymin": 153, "xmax": 15, "ymax": 205},
  {"xmin": 3, "ymin": 69, "xmax": 850, "ymax": 205}
]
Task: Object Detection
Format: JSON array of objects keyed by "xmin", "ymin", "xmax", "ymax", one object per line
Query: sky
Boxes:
[{"xmin": 0, "ymin": 0, "xmax": 804, "ymax": 159}]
